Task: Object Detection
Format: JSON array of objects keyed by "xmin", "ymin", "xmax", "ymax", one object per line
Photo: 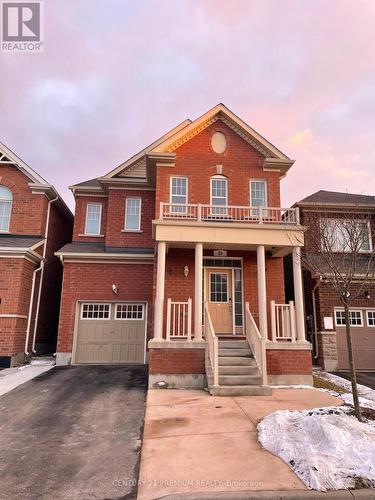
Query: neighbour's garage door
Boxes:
[
  {"xmin": 74, "ymin": 302, "xmax": 146, "ymax": 364},
  {"xmin": 335, "ymin": 308, "xmax": 375, "ymax": 370}
]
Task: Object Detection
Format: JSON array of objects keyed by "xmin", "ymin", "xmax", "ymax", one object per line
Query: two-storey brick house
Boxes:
[
  {"xmin": 0, "ymin": 143, "xmax": 73, "ymax": 367},
  {"xmin": 291, "ymin": 190, "xmax": 375, "ymax": 372},
  {"xmin": 56, "ymin": 104, "xmax": 312, "ymax": 394}
]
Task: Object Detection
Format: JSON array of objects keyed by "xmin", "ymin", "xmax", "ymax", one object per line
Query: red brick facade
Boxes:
[
  {"xmin": 56, "ymin": 109, "xmax": 311, "ymax": 383},
  {"xmin": 0, "ymin": 165, "xmax": 73, "ymax": 366},
  {"xmin": 266, "ymin": 349, "xmax": 312, "ymax": 375}
]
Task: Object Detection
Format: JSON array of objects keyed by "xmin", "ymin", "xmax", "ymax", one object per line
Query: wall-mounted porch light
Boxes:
[{"xmin": 183, "ymin": 265, "xmax": 189, "ymax": 278}]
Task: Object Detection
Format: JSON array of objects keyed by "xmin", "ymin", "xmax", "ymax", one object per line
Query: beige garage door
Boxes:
[
  {"xmin": 74, "ymin": 302, "xmax": 146, "ymax": 364},
  {"xmin": 336, "ymin": 309, "xmax": 375, "ymax": 370}
]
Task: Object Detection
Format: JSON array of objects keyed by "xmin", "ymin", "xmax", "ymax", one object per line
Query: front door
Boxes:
[{"xmin": 206, "ymin": 269, "xmax": 233, "ymax": 334}]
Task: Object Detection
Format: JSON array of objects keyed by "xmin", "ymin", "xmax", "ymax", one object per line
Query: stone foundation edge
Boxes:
[
  {"xmin": 56, "ymin": 352, "xmax": 72, "ymax": 366},
  {"xmin": 268, "ymin": 374, "xmax": 313, "ymax": 386},
  {"xmin": 149, "ymin": 373, "xmax": 207, "ymax": 389}
]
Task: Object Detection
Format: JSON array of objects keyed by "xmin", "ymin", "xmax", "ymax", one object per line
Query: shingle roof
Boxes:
[
  {"xmin": 297, "ymin": 190, "xmax": 375, "ymax": 206},
  {"xmin": 72, "ymin": 178, "xmax": 101, "ymax": 188},
  {"xmin": 0, "ymin": 235, "xmax": 43, "ymax": 249},
  {"xmin": 57, "ymin": 242, "xmax": 154, "ymax": 255}
]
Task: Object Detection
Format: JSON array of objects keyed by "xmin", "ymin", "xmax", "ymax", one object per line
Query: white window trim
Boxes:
[
  {"xmin": 334, "ymin": 308, "xmax": 363, "ymax": 327},
  {"xmin": 114, "ymin": 303, "xmax": 145, "ymax": 321},
  {"xmin": 321, "ymin": 219, "xmax": 373, "ymax": 254},
  {"xmin": 80, "ymin": 303, "xmax": 111, "ymax": 320},
  {"xmin": 209, "ymin": 271, "xmax": 229, "ymax": 304},
  {"xmin": 84, "ymin": 203, "xmax": 102, "ymax": 236},
  {"xmin": 210, "ymin": 176, "xmax": 228, "ymax": 208},
  {"xmin": 0, "ymin": 186, "xmax": 12, "ymax": 233},
  {"xmin": 249, "ymin": 179, "xmax": 268, "ymax": 207},
  {"xmin": 170, "ymin": 176, "xmax": 188, "ymax": 213},
  {"xmin": 124, "ymin": 197, "xmax": 142, "ymax": 231},
  {"xmin": 366, "ymin": 310, "xmax": 375, "ymax": 327}
]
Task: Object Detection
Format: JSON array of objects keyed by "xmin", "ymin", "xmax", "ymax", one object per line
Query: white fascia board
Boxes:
[{"xmin": 0, "ymin": 142, "xmax": 48, "ymax": 184}]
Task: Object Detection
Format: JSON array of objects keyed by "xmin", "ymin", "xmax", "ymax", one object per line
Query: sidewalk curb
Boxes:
[{"xmin": 158, "ymin": 488, "xmax": 375, "ymax": 499}]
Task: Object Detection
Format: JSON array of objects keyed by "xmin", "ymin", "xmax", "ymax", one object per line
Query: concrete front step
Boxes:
[
  {"xmin": 219, "ymin": 374, "xmax": 262, "ymax": 385},
  {"xmin": 219, "ymin": 356, "xmax": 256, "ymax": 366},
  {"xmin": 30, "ymin": 357, "xmax": 56, "ymax": 366},
  {"xmin": 219, "ymin": 365, "xmax": 259, "ymax": 375},
  {"xmin": 208, "ymin": 385, "xmax": 272, "ymax": 396},
  {"xmin": 218, "ymin": 340, "xmax": 248, "ymax": 349},
  {"xmin": 218, "ymin": 348, "xmax": 251, "ymax": 357}
]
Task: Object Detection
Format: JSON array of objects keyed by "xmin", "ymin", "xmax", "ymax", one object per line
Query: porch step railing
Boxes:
[
  {"xmin": 204, "ymin": 302, "xmax": 219, "ymax": 387},
  {"xmin": 160, "ymin": 202, "xmax": 299, "ymax": 225},
  {"xmin": 245, "ymin": 302, "xmax": 267, "ymax": 385},
  {"xmin": 270, "ymin": 300, "xmax": 297, "ymax": 342},
  {"xmin": 166, "ymin": 298, "xmax": 192, "ymax": 341}
]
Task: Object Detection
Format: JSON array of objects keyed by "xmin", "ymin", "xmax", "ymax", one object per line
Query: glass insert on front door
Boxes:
[{"xmin": 210, "ymin": 273, "xmax": 228, "ymax": 302}]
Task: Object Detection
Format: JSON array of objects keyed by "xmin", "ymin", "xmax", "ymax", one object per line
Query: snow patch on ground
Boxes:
[
  {"xmin": 315, "ymin": 370, "xmax": 375, "ymax": 404},
  {"xmin": 258, "ymin": 407, "xmax": 375, "ymax": 491}
]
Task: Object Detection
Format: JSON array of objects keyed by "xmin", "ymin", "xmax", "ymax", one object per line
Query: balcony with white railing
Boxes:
[{"xmin": 159, "ymin": 202, "xmax": 300, "ymax": 225}]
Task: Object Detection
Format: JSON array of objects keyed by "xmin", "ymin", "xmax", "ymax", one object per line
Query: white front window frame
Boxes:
[
  {"xmin": 250, "ymin": 179, "xmax": 267, "ymax": 217},
  {"xmin": 0, "ymin": 186, "xmax": 12, "ymax": 233},
  {"xmin": 210, "ymin": 176, "xmax": 228, "ymax": 215},
  {"xmin": 125, "ymin": 197, "xmax": 142, "ymax": 231},
  {"xmin": 334, "ymin": 309, "xmax": 363, "ymax": 327},
  {"xmin": 366, "ymin": 310, "xmax": 375, "ymax": 327},
  {"xmin": 170, "ymin": 176, "xmax": 188, "ymax": 214},
  {"xmin": 84, "ymin": 203, "xmax": 102, "ymax": 236}
]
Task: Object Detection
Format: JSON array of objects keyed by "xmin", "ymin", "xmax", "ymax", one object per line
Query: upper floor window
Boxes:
[
  {"xmin": 170, "ymin": 176, "xmax": 188, "ymax": 213},
  {"xmin": 125, "ymin": 198, "xmax": 141, "ymax": 231},
  {"xmin": 84, "ymin": 203, "xmax": 102, "ymax": 235},
  {"xmin": 0, "ymin": 186, "xmax": 12, "ymax": 232},
  {"xmin": 211, "ymin": 176, "xmax": 228, "ymax": 214},
  {"xmin": 250, "ymin": 180, "xmax": 267, "ymax": 208},
  {"xmin": 320, "ymin": 219, "xmax": 372, "ymax": 253}
]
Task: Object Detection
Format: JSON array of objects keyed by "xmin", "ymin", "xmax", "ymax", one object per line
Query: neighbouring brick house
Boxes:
[
  {"xmin": 56, "ymin": 104, "xmax": 312, "ymax": 394},
  {"xmin": 0, "ymin": 143, "xmax": 73, "ymax": 367},
  {"xmin": 289, "ymin": 190, "xmax": 375, "ymax": 372}
]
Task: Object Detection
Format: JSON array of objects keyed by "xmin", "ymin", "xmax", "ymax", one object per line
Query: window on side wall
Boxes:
[
  {"xmin": 320, "ymin": 219, "xmax": 372, "ymax": 253},
  {"xmin": 125, "ymin": 198, "xmax": 141, "ymax": 231},
  {"xmin": 170, "ymin": 176, "xmax": 188, "ymax": 213},
  {"xmin": 0, "ymin": 186, "xmax": 12, "ymax": 232},
  {"xmin": 250, "ymin": 180, "xmax": 267, "ymax": 217},
  {"xmin": 84, "ymin": 203, "xmax": 102, "ymax": 235},
  {"xmin": 367, "ymin": 310, "xmax": 375, "ymax": 327}
]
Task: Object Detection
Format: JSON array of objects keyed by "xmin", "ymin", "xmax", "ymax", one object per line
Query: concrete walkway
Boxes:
[
  {"xmin": 0, "ymin": 364, "xmax": 54, "ymax": 397},
  {"xmin": 138, "ymin": 388, "xmax": 343, "ymax": 500}
]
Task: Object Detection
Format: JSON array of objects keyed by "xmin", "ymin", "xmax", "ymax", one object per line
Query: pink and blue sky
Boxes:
[{"xmin": 1, "ymin": 0, "xmax": 374, "ymax": 209}]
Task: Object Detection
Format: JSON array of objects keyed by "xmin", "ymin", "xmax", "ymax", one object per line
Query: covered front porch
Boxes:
[{"xmin": 149, "ymin": 213, "xmax": 312, "ymax": 390}]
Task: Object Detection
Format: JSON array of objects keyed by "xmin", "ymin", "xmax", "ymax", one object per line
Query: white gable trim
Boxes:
[
  {"xmin": 0, "ymin": 142, "xmax": 48, "ymax": 184},
  {"xmin": 150, "ymin": 103, "xmax": 291, "ymax": 161}
]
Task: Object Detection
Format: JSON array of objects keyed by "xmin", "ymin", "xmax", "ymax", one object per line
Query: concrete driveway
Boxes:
[
  {"xmin": 0, "ymin": 365, "xmax": 147, "ymax": 500},
  {"xmin": 138, "ymin": 388, "xmax": 343, "ymax": 500},
  {"xmin": 334, "ymin": 371, "xmax": 375, "ymax": 390}
]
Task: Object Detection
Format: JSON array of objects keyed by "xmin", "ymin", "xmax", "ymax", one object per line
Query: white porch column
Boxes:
[
  {"xmin": 194, "ymin": 242, "xmax": 203, "ymax": 341},
  {"xmin": 257, "ymin": 245, "xmax": 268, "ymax": 339},
  {"xmin": 153, "ymin": 241, "xmax": 166, "ymax": 340},
  {"xmin": 292, "ymin": 246, "xmax": 306, "ymax": 342}
]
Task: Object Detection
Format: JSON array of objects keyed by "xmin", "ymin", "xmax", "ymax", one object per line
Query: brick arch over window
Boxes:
[{"xmin": 0, "ymin": 185, "xmax": 12, "ymax": 232}]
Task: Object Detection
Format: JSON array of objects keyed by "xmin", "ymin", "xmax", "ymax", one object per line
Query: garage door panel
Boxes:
[
  {"xmin": 337, "ymin": 327, "xmax": 375, "ymax": 370},
  {"xmin": 75, "ymin": 303, "xmax": 146, "ymax": 364}
]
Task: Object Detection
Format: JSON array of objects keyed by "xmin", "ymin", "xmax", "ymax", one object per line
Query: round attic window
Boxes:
[{"xmin": 211, "ymin": 132, "xmax": 227, "ymax": 154}]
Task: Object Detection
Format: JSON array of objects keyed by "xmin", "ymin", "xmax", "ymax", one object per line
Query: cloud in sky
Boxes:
[{"xmin": 0, "ymin": 0, "xmax": 374, "ymax": 209}]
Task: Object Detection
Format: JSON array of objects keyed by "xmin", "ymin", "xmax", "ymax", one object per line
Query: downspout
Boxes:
[
  {"xmin": 31, "ymin": 195, "xmax": 59, "ymax": 354},
  {"xmin": 25, "ymin": 260, "xmax": 44, "ymax": 355},
  {"xmin": 312, "ymin": 277, "xmax": 321, "ymax": 360}
]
